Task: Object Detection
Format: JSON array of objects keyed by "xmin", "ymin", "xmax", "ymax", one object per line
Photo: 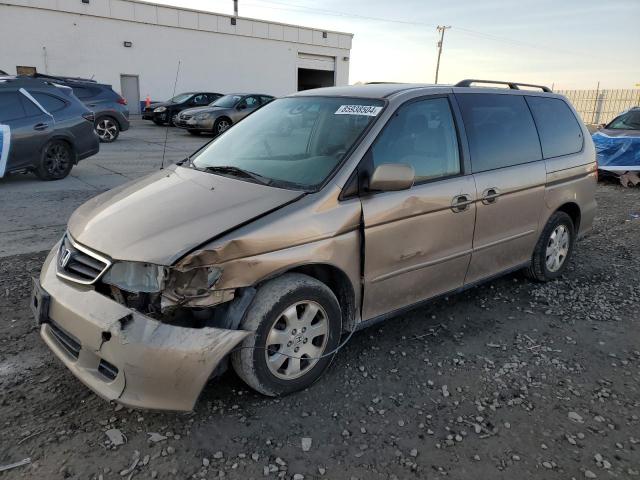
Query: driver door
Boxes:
[{"xmin": 360, "ymin": 96, "xmax": 477, "ymax": 320}]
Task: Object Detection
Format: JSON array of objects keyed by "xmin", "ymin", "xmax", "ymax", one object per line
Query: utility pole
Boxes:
[{"xmin": 434, "ymin": 25, "xmax": 450, "ymax": 84}]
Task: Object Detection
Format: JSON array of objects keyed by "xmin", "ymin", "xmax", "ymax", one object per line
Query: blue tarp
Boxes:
[{"xmin": 592, "ymin": 131, "xmax": 640, "ymax": 172}]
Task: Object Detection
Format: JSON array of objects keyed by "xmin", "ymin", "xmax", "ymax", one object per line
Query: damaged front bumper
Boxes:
[{"xmin": 32, "ymin": 247, "xmax": 250, "ymax": 411}]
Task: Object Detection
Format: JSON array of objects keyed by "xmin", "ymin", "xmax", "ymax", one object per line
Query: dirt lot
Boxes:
[{"xmin": 1, "ymin": 183, "xmax": 639, "ymax": 480}]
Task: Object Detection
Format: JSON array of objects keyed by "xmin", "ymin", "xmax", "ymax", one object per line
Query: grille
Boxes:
[
  {"xmin": 49, "ymin": 321, "xmax": 81, "ymax": 359},
  {"xmin": 56, "ymin": 235, "xmax": 111, "ymax": 285},
  {"xmin": 98, "ymin": 359, "xmax": 119, "ymax": 381}
]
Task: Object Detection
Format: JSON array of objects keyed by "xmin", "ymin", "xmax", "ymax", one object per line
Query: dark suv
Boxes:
[
  {"xmin": 34, "ymin": 74, "xmax": 130, "ymax": 143},
  {"xmin": 0, "ymin": 76, "xmax": 99, "ymax": 180},
  {"xmin": 142, "ymin": 92, "xmax": 223, "ymax": 126}
]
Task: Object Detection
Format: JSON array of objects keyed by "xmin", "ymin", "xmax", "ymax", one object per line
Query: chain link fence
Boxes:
[{"xmin": 556, "ymin": 89, "xmax": 640, "ymax": 125}]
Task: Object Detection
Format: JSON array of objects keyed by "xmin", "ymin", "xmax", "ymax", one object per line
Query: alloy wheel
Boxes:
[
  {"xmin": 545, "ymin": 224, "xmax": 570, "ymax": 272},
  {"xmin": 217, "ymin": 120, "xmax": 230, "ymax": 133},
  {"xmin": 96, "ymin": 118, "xmax": 118, "ymax": 141},
  {"xmin": 44, "ymin": 143, "xmax": 71, "ymax": 177},
  {"xmin": 265, "ymin": 301, "xmax": 329, "ymax": 380}
]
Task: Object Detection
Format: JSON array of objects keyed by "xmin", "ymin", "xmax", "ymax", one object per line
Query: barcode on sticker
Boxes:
[{"xmin": 335, "ymin": 105, "xmax": 382, "ymax": 116}]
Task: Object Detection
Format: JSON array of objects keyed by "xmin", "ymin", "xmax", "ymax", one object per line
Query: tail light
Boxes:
[
  {"xmin": 117, "ymin": 96, "xmax": 127, "ymax": 105},
  {"xmin": 82, "ymin": 111, "xmax": 95, "ymax": 123}
]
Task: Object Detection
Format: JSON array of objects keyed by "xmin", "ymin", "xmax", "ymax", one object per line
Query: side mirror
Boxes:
[{"xmin": 368, "ymin": 163, "xmax": 415, "ymax": 192}]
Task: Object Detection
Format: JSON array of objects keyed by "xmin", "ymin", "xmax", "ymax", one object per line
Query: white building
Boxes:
[{"xmin": 0, "ymin": 0, "xmax": 353, "ymax": 112}]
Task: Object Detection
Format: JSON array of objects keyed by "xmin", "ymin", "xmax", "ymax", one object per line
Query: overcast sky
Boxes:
[{"xmin": 154, "ymin": 0, "xmax": 639, "ymax": 90}]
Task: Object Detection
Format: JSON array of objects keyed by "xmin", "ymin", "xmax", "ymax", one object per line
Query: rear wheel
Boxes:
[
  {"xmin": 35, "ymin": 140, "xmax": 73, "ymax": 180},
  {"xmin": 187, "ymin": 129, "xmax": 201, "ymax": 135},
  {"xmin": 526, "ymin": 211, "xmax": 575, "ymax": 281},
  {"xmin": 95, "ymin": 116, "xmax": 120, "ymax": 142},
  {"xmin": 231, "ymin": 274, "xmax": 342, "ymax": 396}
]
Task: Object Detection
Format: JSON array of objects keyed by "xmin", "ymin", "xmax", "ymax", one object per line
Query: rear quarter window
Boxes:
[
  {"xmin": 456, "ymin": 93, "xmax": 542, "ymax": 172},
  {"xmin": 526, "ymin": 96, "xmax": 583, "ymax": 158},
  {"xmin": 31, "ymin": 92, "xmax": 67, "ymax": 113}
]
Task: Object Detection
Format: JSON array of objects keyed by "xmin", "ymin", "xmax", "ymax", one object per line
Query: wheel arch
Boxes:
[
  {"xmin": 43, "ymin": 135, "xmax": 77, "ymax": 163},
  {"xmin": 273, "ymin": 263, "xmax": 357, "ymax": 332},
  {"xmin": 555, "ymin": 202, "xmax": 581, "ymax": 232}
]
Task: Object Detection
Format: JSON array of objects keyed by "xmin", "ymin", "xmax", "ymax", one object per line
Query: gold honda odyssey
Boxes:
[{"xmin": 32, "ymin": 80, "xmax": 597, "ymax": 411}]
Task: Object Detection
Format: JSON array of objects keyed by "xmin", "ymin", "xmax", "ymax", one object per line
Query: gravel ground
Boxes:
[{"xmin": 0, "ymin": 183, "xmax": 639, "ymax": 480}]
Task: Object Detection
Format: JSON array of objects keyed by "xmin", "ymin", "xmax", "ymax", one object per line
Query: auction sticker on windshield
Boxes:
[{"xmin": 335, "ymin": 105, "xmax": 383, "ymax": 116}]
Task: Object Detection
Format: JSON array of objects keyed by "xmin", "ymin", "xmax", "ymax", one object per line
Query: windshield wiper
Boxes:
[{"xmin": 201, "ymin": 165, "xmax": 272, "ymax": 186}]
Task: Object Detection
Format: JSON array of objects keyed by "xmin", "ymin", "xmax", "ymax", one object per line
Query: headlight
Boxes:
[
  {"xmin": 102, "ymin": 262, "xmax": 167, "ymax": 293},
  {"xmin": 154, "ymin": 106, "xmax": 167, "ymax": 113},
  {"xmin": 195, "ymin": 112, "xmax": 212, "ymax": 120}
]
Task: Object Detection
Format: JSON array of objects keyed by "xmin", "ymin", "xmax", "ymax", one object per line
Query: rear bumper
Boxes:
[
  {"xmin": 35, "ymin": 245, "xmax": 250, "ymax": 411},
  {"xmin": 76, "ymin": 131, "xmax": 100, "ymax": 162}
]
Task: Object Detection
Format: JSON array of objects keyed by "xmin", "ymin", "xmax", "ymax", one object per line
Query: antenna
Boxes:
[{"xmin": 160, "ymin": 60, "xmax": 181, "ymax": 170}]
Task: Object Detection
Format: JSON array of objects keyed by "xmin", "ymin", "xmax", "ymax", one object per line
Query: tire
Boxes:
[
  {"xmin": 95, "ymin": 116, "xmax": 120, "ymax": 142},
  {"xmin": 35, "ymin": 140, "xmax": 74, "ymax": 181},
  {"xmin": 231, "ymin": 273, "xmax": 342, "ymax": 396},
  {"xmin": 526, "ymin": 211, "xmax": 575, "ymax": 281},
  {"xmin": 213, "ymin": 118, "xmax": 232, "ymax": 136},
  {"xmin": 187, "ymin": 129, "xmax": 201, "ymax": 135}
]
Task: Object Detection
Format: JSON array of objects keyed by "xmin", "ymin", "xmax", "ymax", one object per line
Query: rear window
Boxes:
[
  {"xmin": 31, "ymin": 92, "xmax": 67, "ymax": 113},
  {"xmin": 456, "ymin": 93, "xmax": 542, "ymax": 172},
  {"xmin": 72, "ymin": 86, "xmax": 95, "ymax": 100},
  {"xmin": 0, "ymin": 92, "xmax": 25, "ymax": 122},
  {"xmin": 526, "ymin": 96, "xmax": 583, "ymax": 158}
]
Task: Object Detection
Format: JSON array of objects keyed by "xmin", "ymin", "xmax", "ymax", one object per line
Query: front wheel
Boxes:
[
  {"xmin": 526, "ymin": 211, "xmax": 575, "ymax": 281},
  {"xmin": 95, "ymin": 116, "xmax": 120, "ymax": 142},
  {"xmin": 213, "ymin": 118, "xmax": 231, "ymax": 136},
  {"xmin": 231, "ymin": 274, "xmax": 342, "ymax": 396},
  {"xmin": 35, "ymin": 140, "xmax": 73, "ymax": 180}
]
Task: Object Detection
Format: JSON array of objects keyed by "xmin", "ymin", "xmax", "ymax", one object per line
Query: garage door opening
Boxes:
[{"xmin": 297, "ymin": 68, "xmax": 335, "ymax": 91}]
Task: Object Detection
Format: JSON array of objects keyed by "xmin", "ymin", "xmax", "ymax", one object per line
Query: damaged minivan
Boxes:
[{"xmin": 32, "ymin": 80, "xmax": 597, "ymax": 411}]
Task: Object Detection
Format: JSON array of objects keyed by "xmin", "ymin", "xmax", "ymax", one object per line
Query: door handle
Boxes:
[
  {"xmin": 481, "ymin": 187, "xmax": 501, "ymax": 205},
  {"xmin": 451, "ymin": 194, "xmax": 473, "ymax": 213},
  {"xmin": 33, "ymin": 123, "xmax": 49, "ymax": 131}
]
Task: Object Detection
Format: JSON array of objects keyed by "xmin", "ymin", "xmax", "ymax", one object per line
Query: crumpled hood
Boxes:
[{"xmin": 68, "ymin": 165, "xmax": 303, "ymax": 265}]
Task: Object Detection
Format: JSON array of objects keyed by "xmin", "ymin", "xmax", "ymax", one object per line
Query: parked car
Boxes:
[
  {"xmin": 33, "ymin": 74, "xmax": 130, "ymax": 143},
  {"xmin": 32, "ymin": 80, "xmax": 596, "ymax": 410},
  {"xmin": 592, "ymin": 107, "xmax": 640, "ymax": 181},
  {"xmin": 142, "ymin": 92, "xmax": 223, "ymax": 126},
  {"xmin": 0, "ymin": 75, "xmax": 99, "ymax": 180},
  {"xmin": 174, "ymin": 93, "xmax": 275, "ymax": 135}
]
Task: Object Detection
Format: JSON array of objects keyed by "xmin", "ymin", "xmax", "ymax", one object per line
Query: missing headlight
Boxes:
[{"xmin": 102, "ymin": 262, "xmax": 167, "ymax": 293}]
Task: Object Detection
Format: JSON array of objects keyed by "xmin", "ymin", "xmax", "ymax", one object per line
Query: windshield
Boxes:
[
  {"xmin": 606, "ymin": 110, "xmax": 640, "ymax": 130},
  {"xmin": 191, "ymin": 97, "xmax": 384, "ymax": 190},
  {"xmin": 170, "ymin": 93, "xmax": 193, "ymax": 103},
  {"xmin": 211, "ymin": 94, "xmax": 243, "ymax": 108}
]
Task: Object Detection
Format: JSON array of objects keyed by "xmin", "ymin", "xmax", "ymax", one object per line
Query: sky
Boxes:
[{"xmin": 153, "ymin": 0, "xmax": 640, "ymax": 90}]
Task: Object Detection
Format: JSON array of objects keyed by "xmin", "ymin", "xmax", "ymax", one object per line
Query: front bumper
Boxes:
[
  {"xmin": 174, "ymin": 117, "xmax": 214, "ymax": 130},
  {"xmin": 33, "ymin": 245, "xmax": 250, "ymax": 411}
]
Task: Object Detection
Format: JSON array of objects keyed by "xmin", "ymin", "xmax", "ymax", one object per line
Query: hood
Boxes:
[
  {"xmin": 68, "ymin": 165, "xmax": 303, "ymax": 265},
  {"xmin": 181, "ymin": 106, "xmax": 228, "ymax": 116},
  {"xmin": 597, "ymin": 128, "xmax": 640, "ymax": 138}
]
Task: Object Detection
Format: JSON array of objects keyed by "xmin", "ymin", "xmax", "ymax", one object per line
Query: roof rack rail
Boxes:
[
  {"xmin": 31, "ymin": 73, "xmax": 97, "ymax": 84},
  {"xmin": 455, "ymin": 79, "xmax": 551, "ymax": 92}
]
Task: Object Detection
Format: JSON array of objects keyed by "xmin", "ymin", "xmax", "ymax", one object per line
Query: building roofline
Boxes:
[
  {"xmin": 0, "ymin": 0, "xmax": 353, "ymax": 38},
  {"xmin": 131, "ymin": 0, "xmax": 353, "ymax": 36}
]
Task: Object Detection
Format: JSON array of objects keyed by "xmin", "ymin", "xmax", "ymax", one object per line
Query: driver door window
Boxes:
[
  {"xmin": 370, "ymin": 97, "xmax": 461, "ymax": 183},
  {"xmin": 192, "ymin": 94, "xmax": 208, "ymax": 106}
]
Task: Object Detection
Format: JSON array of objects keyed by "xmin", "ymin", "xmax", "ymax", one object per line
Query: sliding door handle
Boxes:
[
  {"xmin": 451, "ymin": 194, "xmax": 473, "ymax": 213},
  {"xmin": 481, "ymin": 187, "xmax": 501, "ymax": 205}
]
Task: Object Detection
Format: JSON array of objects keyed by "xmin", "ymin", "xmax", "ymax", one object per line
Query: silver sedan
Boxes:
[{"xmin": 174, "ymin": 93, "xmax": 274, "ymax": 135}]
